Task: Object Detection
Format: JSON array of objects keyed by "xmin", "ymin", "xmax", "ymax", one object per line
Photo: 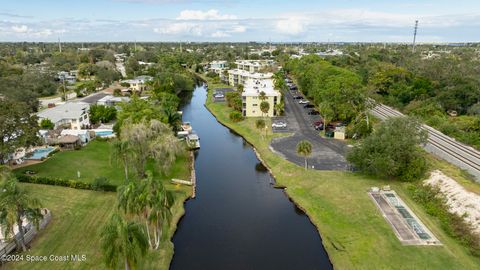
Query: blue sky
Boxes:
[{"xmin": 1, "ymin": 0, "xmax": 479, "ymax": 42}]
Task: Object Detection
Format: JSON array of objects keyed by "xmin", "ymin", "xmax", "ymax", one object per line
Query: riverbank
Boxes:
[{"xmin": 203, "ymin": 78, "xmax": 480, "ymax": 269}]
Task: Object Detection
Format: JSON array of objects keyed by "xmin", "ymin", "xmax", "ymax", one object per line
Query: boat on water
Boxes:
[
  {"xmin": 186, "ymin": 133, "xmax": 200, "ymax": 150},
  {"xmin": 181, "ymin": 122, "xmax": 192, "ymax": 133}
]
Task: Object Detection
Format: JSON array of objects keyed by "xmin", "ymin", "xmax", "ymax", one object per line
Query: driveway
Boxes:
[{"xmin": 270, "ymin": 87, "xmax": 349, "ymax": 171}]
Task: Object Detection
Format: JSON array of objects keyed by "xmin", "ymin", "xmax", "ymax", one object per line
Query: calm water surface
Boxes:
[{"xmin": 170, "ymin": 85, "xmax": 332, "ymax": 270}]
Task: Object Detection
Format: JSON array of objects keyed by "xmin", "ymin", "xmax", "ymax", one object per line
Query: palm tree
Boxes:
[
  {"xmin": 0, "ymin": 176, "xmax": 42, "ymax": 252},
  {"xmin": 163, "ymin": 107, "xmax": 182, "ymax": 131},
  {"xmin": 260, "ymin": 101, "xmax": 270, "ymax": 118},
  {"xmin": 117, "ymin": 172, "xmax": 174, "ymax": 250},
  {"xmin": 296, "ymin": 140, "xmax": 312, "ymax": 170},
  {"xmin": 255, "ymin": 119, "xmax": 266, "ymax": 139},
  {"xmin": 101, "ymin": 213, "xmax": 149, "ymax": 270},
  {"xmin": 111, "ymin": 140, "xmax": 131, "ymax": 181}
]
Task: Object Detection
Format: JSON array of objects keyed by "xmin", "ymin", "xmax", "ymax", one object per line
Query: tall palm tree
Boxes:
[
  {"xmin": 296, "ymin": 140, "xmax": 312, "ymax": 170},
  {"xmin": 101, "ymin": 213, "xmax": 149, "ymax": 270},
  {"xmin": 111, "ymin": 140, "xmax": 131, "ymax": 181},
  {"xmin": 255, "ymin": 119, "xmax": 266, "ymax": 139},
  {"xmin": 117, "ymin": 172, "xmax": 174, "ymax": 250},
  {"xmin": 0, "ymin": 176, "xmax": 42, "ymax": 252},
  {"xmin": 163, "ymin": 107, "xmax": 182, "ymax": 131}
]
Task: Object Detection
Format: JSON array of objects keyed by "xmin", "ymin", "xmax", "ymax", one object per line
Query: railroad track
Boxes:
[{"xmin": 371, "ymin": 104, "xmax": 480, "ymax": 181}]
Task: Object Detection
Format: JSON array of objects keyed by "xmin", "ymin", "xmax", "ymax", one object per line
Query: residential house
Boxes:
[
  {"xmin": 37, "ymin": 102, "xmax": 90, "ymax": 130},
  {"xmin": 121, "ymin": 75, "xmax": 153, "ymax": 93},
  {"xmin": 242, "ymin": 78, "xmax": 281, "ymax": 117},
  {"xmin": 96, "ymin": 95, "xmax": 130, "ymax": 108},
  {"xmin": 60, "ymin": 129, "xmax": 91, "ymax": 144}
]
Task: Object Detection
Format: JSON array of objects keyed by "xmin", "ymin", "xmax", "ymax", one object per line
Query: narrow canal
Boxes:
[{"xmin": 170, "ymin": 85, "xmax": 332, "ymax": 270}]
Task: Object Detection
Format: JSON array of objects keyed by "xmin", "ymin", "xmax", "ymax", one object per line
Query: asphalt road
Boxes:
[
  {"xmin": 371, "ymin": 103, "xmax": 480, "ymax": 182},
  {"xmin": 270, "ymin": 88, "xmax": 349, "ymax": 171}
]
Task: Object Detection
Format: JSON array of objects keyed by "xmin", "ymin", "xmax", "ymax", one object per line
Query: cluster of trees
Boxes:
[
  {"xmin": 326, "ymin": 45, "xmax": 480, "ymax": 148},
  {"xmin": 348, "ymin": 117, "xmax": 428, "ymax": 181},
  {"xmin": 89, "ymin": 104, "xmax": 117, "ymax": 125},
  {"xmin": 284, "ymin": 55, "xmax": 372, "ymax": 138}
]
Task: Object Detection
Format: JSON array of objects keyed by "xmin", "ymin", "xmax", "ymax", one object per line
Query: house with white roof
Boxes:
[
  {"xmin": 121, "ymin": 75, "xmax": 153, "ymax": 93},
  {"xmin": 37, "ymin": 102, "xmax": 90, "ymax": 130},
  {"xmin": 242, "ymin": 78, "xmax": 281, "ymax": 117},
  {"xmin": 228, "ymin": 69, "xmax": 273, "ymax": 87},
  {"xmin": 209, "ymin": 60, "xmax": 228, "ymax": 74}
]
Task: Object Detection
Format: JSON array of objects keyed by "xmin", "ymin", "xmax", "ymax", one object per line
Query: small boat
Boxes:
[
  {"xmin": 181, "ymin": 122, "xmax": 192, "ymax": 133},
  {"xmin": 177, "ymin": 131, "xmax": 189, "ymax": 139},
  {"xmin": 186, "ymin": 134, "xmax": 200, "ymax": 150}
]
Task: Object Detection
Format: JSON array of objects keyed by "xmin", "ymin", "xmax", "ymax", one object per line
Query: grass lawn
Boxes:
[
  {"xmin": 9, "ymin": 140, "xmax": 194, "ymax": 270},
  {"xmin": 15, "ymin": 140, "xmax": 125, "ymax": 186},
  {"xmin": 14, "ymin": 140, "xmax": 192, "ymax": 187},
  {"xmin": 204, "ymin": 77, "xmax": 480, "ymax": 269}
]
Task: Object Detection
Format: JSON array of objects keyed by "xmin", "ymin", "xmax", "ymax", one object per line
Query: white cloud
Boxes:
[
  {"xmin": 231, "ymin": 25, "xmax": 246, "ymax": 33},
  {"xmin": 177, "ymin": 9, "xmax": 236, "ymax": 20},
  {"xmin": 211, "ymin": 31, "xmax": 230, "ymax": 38},
  {"xmin": 11, "ymin": 25, "xmax": 28, "ymax": 33},
  {"xmin": 275, "ymin": 17, "xmax": 308, "ymax": 35},
  {"xmin": 154, "ymin": 22, "xmax": 203, "ymax": 36}
]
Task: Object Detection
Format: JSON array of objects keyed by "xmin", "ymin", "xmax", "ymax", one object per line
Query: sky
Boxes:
[{"xmin": 1, "ymin": 0, "xmax": 480, "ymax": 42}]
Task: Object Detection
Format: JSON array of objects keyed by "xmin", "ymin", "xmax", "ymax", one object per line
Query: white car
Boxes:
[
  {"xmin": 299, "ymin": 100, "xmax": 309, "ymax": 104},
  {"xmin": 272, "ymin": 122, "xmax": 287, "ymax": 128},
  {"xmin": 213, "ymin": 93, "xmax": 224, "ymax": 98}
]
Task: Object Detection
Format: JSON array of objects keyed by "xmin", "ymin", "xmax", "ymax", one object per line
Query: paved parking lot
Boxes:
[
  {"xmin": 270, "ymin": 85, "xmax": 349, "ymax": 171},
  {"xmin": 212, "ymin": 88, "xmax": 234, "ymax": 102}
]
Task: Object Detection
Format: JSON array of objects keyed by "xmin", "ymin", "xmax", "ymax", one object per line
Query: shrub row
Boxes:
[
  {"xmin": 408, "ymin": 183, "xmax": 480, "ymax": 257},
  {"xmin": 17, "ymin": 174, "xmax": 117, "ymax": 192}
]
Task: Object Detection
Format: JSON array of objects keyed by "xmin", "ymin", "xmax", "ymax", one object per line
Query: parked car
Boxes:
[
  {"xmin": 213, "ymin": 93, "xmax": 224, "ymax": 98},
  {"xmin": 304, "ymin": 104, "xmax": 315, "ymax": 108},
  {"xmin": 272, "ymin": 122, "xmax": 287, "ymax": 128},
  {"xmin": 293, "ymin": 96, "xmax": 304, "ymax": 100},
  {"xmin": 313, "ymin": 120, "xmax": 324, "ymax": 130},
  {"xmin": 299, "ymin": 100, "xmax": 309, "ymax": 104},
  {"xmin": 308, "ymin": 110, "xmax": 320, "ymax": 115}
]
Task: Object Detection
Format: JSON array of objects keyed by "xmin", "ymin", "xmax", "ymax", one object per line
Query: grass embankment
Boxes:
[
  {"xmin": 10, "ymin": 141, "xmax": 193, "ymax": 270},
  {"xmin": 204, "ymin": 79, "xmax": 480, "ymax": 269}
]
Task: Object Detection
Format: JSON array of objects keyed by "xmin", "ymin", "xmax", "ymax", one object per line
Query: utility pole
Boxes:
[{"xmin": 412, "ymin": 20, "xmax": 419, "ymax": 53}]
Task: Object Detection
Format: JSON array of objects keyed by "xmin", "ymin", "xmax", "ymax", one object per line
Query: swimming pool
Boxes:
[
  {"xmin": 95, "ymin": 130, "xmax": 114, "ymax": 137},
  {"xmin": 27, "ymin": 147, "xmax": 56, "ymax": 160}
]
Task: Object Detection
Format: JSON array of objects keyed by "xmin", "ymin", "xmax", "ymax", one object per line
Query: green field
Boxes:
[
  {"xmin": 14, "ymin": 140, "xmax": 191, "ymax": 187},
  {"xmin": 9, "ymin": 140, "xmax": 193, "ymax": 270},
  {"xmin": 205, "ymin": 79, "xmax": 480, "ymax": 269}
]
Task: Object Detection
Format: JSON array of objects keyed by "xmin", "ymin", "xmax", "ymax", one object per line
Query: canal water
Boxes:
[{"xmin": 170, "ymin": 85, "xmax": 332, "ymax": 270}]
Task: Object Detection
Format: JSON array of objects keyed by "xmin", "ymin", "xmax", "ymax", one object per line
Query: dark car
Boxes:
[
  {"xmin": 308, "ymin": 110, "xmax": 320, "ymax": 115},
  {"xmin": 303, "ymin": 104, "xmax": 314, "ymax": 108},
  {"xmin": 313, "ymin": 120, "xmax": 324, "ymax": 130},
  {"xmin": 293, "ymin": 96, "xmax": 304, "ymax": 100}
]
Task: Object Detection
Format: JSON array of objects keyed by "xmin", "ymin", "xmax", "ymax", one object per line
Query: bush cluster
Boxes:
[{"xmin": 17, "ymin": 174, "xmax": 117, "ymax": 192}]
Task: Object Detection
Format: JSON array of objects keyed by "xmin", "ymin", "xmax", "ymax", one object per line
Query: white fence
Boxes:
[{"xmin": 0, "ymin": 209, "xmax": 52, "ymax": 259}]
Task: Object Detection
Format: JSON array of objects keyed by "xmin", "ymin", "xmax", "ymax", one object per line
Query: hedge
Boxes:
[{"xmin": 17, "ymin": 174, "xmax": 117, "ymax": 192}]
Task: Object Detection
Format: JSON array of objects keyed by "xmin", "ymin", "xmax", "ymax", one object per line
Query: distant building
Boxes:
[
  {"xmin": 228, "ymin": 69, "xmax": 273, "ymax": 87},
  {"xmin": 37, "ymin": 102, "xmax": 90, "ymax": 130},
  {"xmin": 57, "ymin": 71, "xmax": 76, "ymax": 84},
  {"xmin": 121, "ymin": 75, "xmax": 153, "ymax": 93},
  {"xmin": 209, "ymin": 60, "xmax": 228, "ymax": 74},
  {"xmin": 242, "ymin": 78, "xmax": 280, "ymax": 117},
  {"xmin": 235, "ymin": 60, "xmax": 275, "ymax": 73},
  {"xmin": 96, "ymin": 95, "xmax": 130, "ymax": 108}
]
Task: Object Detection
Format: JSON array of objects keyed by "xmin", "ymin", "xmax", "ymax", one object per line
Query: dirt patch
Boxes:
[{"xmin": 424, "ymin": 170, "xmax": 480, "ymax": 235}]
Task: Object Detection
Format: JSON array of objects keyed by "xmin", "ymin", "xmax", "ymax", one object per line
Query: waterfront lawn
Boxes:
[
  {"xmin": 14, "ymin": 140, "xmax": 192, "ymax": 187},
  {"xmin": 205, "ymin": 82, "xmax": 480, "ymax": 269},
  {"xmin": 7, "ymin": 182, "xmax": 191, "ymax": 270},
  {"xmin": 15, "ymin": 140, "xmax": 125, "ymax": 185}
]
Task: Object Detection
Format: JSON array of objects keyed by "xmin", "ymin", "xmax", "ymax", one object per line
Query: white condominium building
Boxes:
[
  {"xmin": 228, "ymin": 69, "xmax": 273, "ymax": 87},
  {"xmin": 242, "ymin": 78, "xmax": 281, "ymax": 117}
]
